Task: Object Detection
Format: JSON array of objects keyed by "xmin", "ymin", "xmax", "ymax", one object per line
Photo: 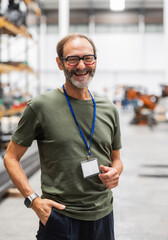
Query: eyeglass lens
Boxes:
[{"xmin": 67, "ymin": 55, "xmax": 95, "ymax": 65}]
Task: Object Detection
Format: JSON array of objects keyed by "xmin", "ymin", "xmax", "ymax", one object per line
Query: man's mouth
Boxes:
[
  {"xmin": 72, "ymin": 69, "xmax": 91, "ymax": 77},
  {"xmin": 74, "ymin": 72, "xmax": 88, "ymax": 76}
]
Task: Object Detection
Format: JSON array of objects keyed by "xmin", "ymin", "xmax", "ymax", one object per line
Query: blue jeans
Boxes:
[{"xmin": 36, "ymin": 210, "xmax": 115, "ymax": 240}]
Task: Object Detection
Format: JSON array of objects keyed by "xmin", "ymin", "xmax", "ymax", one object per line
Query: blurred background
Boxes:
[{"xmin": 0, "ymin": 1, "xmax": 168, "ymax": 239}]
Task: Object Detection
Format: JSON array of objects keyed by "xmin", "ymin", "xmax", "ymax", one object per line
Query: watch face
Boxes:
[{"xmin": 24, "ymin": 197, "xmax": 31, "ymax": 208}]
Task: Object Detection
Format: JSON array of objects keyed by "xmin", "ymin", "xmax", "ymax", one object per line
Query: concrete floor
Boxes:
[
  {"xmin": 0, "ymin": 111, "xmax": 168, "ymax": 240},
  {"xmin": 114, "ymin": 111, "xmax": 168, "ymax": 240}
]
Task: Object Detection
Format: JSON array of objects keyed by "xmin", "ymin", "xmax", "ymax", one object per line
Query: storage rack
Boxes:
[{"xmin": 0, "ymin": 0, "xmax": 41, "ymax": 154}]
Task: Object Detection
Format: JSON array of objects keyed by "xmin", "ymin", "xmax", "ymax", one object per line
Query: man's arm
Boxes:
[
  {"xmin": 111, "ymin": 150, "xmax": 123, "ymax": 175},
  {"xmin": 99, "ymin": 150, "xmax": 123, "ymax": 189},
  {"xmin": 4, "ymin": 140, "xmax": 33, "ymax": 197},
  {"xmin": 4, "ymin": 140, "xmax": 65, "ymax": 225}
]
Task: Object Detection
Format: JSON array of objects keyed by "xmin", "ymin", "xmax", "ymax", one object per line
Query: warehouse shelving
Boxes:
[
  {"xmin": 0, "ymin": 16, "xmax": 32, "ymax": 38},
  {"xmin": 0, "ymin": 62, "xmax": 38, "ymax": 75},
  {"xmin": 23, "ymin": 0, "xmax": 41, "ymax": 17},
  {"xmin": 0, "ymin": 106, "xmax": 26, "ymax": 119},
  {"xmin": 0, "ymin": 0, "xmax": 41, "ymax": 154}
]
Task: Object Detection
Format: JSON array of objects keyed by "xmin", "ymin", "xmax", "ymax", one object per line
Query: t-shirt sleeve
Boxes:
[
  {"xmin": 12, "ymin": 104, "xmax": 42, "ymax": 147},
  {"xmin": 112, "ymin": 107, "xmax": 122, "ymax": 150}
]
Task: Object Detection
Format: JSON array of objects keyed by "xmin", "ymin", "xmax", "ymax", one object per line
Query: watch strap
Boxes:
[{"xmin": 24, "ymin": 193, "xmax": 39, "ymax": 208}]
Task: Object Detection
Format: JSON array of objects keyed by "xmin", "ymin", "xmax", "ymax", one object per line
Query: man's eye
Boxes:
[
  {"xmin": 69, "ymin": 57, "xmax": 78, "ymax": 61},
  {"xmin": 85, "ymin": 56, "xmax": 93, "ymax": 61}
]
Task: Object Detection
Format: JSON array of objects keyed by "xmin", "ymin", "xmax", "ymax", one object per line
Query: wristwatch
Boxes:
[{"xmin": 24, "ymin": 193, "xmax": 39, "ymax": 208}]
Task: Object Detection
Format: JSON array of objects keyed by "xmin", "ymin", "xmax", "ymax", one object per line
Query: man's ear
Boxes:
[{"xmin": 56, "ymin": 57, "xmax": 64, "ymax": 70}]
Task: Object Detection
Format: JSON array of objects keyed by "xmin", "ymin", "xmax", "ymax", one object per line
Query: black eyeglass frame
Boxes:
[{"xmin": 61, "ymin": 54, "xmax": 97, "ymax": 66}]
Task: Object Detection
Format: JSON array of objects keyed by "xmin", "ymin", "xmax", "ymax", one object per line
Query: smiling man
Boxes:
[
  {"xmin": 57, "ymin": 36, "xmax": 96, "ymax": 90},
  {"xmin": 4, "ymin": 34, "xmax": 123, "ymax": 240}
]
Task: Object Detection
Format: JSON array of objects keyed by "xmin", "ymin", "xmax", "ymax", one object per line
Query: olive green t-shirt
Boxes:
[{"xmin": 12, "ymin": 89, "xmax": 122, "ymax": 221}]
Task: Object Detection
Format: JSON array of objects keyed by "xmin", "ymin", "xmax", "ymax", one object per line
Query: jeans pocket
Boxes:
[
  {"xmin": 36, "ymin": 210, "xmax": 54, "ymax": 240},
  {"xmin": 44, "ymin": 210, "xmax": 54, "ymax": 227}
]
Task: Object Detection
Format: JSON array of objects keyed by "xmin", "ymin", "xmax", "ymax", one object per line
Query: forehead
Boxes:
[{"xmin": 63, "ymin": 37, "xmax": 94, "ymax": 57}]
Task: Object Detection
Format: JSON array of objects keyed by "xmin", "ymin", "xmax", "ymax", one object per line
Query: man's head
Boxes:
[{"xmin": 56, "ymin": 34, "xmax": 97, "ymax": 89}]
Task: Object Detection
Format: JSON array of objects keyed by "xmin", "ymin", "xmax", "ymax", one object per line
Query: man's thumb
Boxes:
[{"xmin": 100, "ymin": 165, "xmax": 110, "ymax": 173}]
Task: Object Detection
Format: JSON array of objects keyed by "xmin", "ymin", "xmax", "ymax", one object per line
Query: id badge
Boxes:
[{"xmin": 81, "ymin": 158, "xmax": 100, "ymax": 178}]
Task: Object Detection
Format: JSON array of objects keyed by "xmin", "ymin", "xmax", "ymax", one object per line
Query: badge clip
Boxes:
[{"xmin": 87, "ymin": 151, "xmax": 91, "ymax": 161}]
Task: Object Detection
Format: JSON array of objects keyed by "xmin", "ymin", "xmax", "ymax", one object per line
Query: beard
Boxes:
[{"xmin": 63, "ymin": 65, "xmax": 96, "ymax": 89}]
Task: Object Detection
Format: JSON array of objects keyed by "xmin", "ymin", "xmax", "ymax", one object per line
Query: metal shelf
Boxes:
[
  {"xmin": 0, "ymin": 62, "xmax": 38, "ymax": 75},
  {"xmin": 0, "ymin": 17, "xmax": 32, "ymax": 38},
  {"xmin": 23, "ymin": 0, "xmax": 41, "ymax": 16},
  {"xmin": 0, "ymin": 107, "xmax": 25, "ymax": 119}
]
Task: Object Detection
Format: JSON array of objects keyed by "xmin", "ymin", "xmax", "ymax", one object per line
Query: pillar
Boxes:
[
  {"xmin": 164, "ymin": 0, "xmax": 168, "ymax": 83},
  {"xmin": 58, "ymin": 0, "xmax": 69, "ymax": 38}
]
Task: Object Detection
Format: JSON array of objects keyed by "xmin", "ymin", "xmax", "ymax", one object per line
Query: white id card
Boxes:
[{"xmin": 81, "ymin": 158, "xmax": 100, "ymax": 178}]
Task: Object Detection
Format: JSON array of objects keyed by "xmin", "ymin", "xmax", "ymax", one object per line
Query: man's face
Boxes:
[{"xmin": 61, "ymin": 38, "xmax": 96, "ymax": 89}]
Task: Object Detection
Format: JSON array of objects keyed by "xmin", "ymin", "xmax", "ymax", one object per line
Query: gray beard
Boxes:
[
  {"xmin": 63, "ymin": 66, "xmax": 95, "ymax": 89},
  {"xmin": 68, "ymin": 76, "xmax": 93, "ymax": 89}
]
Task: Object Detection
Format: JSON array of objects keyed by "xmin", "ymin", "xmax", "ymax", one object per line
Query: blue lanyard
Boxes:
[{"xmin": 62, "ymin": 85, "xmax": 96, "ymax": 158}]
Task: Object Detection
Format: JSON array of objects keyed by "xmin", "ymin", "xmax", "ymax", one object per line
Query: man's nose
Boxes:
[{"xmin": 76, "ymin": 59, "xmax": 86, "ymax": 69}]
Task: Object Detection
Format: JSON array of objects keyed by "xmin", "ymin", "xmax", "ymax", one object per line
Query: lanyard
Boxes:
[{"xmin": 62, "ymin": 85, "xmax": 96, "ymax": 159}]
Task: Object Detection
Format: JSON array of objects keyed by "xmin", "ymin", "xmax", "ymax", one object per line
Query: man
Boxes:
[{"xmin": 4, "ymin": 34, "xmax": 123, "ymax": 240}]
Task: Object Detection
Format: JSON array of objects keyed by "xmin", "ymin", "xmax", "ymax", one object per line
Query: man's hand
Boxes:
[
  {"xmin": 99, "ymin": 165, "xmax": 119, "ymax": 189},
  {"xmin": 32, "ymin": 197, "xmax": 66, "ymax": 225}
]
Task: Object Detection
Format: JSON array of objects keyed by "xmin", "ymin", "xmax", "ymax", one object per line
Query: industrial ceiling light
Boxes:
[{"xmin": 110, "ymin": 0, "xmax": 125, "ymax": 11}]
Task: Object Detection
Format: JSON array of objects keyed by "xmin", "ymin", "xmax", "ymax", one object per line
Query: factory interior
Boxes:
[{"xmin": 0, "ymin": 0, "xmax": 168, "ymax": 239}]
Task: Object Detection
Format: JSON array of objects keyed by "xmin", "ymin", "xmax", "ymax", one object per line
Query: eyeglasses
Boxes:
[{"xmin": 61, "ymin": 55, "xmax": 97, "ymax": 66}]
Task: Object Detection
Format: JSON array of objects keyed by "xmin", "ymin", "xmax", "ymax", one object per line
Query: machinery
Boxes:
[
  {"xmin": 123, "ymin": 85, "xmax": 168, "ymax": 127},
  {"xmin": 123, "ymin": 87, "xmax": 159, "ymax": 126}
]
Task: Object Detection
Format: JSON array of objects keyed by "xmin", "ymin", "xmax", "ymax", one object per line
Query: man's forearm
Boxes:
[
  {"xmin": 4, "ymin": 140, "xmax": 34, "ymax": 198},
  {"xmin": 111, "ymin": 150, "xmax": 123, "ymax": 175},
  {"xmin": 111, "ymin": 159, "xmax": 123, "ymax": 175},
  {"xmin": 4, "ymin": 156, "xmax": 34, "ymax": 198}
]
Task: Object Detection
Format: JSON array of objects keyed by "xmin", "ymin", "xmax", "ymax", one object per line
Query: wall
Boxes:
[
  {"xmin": 39, "ymin": 32, "xmax": 166, "ymax": 99},
  {"xmin": 93, "ymin": 34, "xmax": 165, "ymax": 71},
  {"xmin": 2, "ymin": 32, "xmax": 164, "ymax": 99}
]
